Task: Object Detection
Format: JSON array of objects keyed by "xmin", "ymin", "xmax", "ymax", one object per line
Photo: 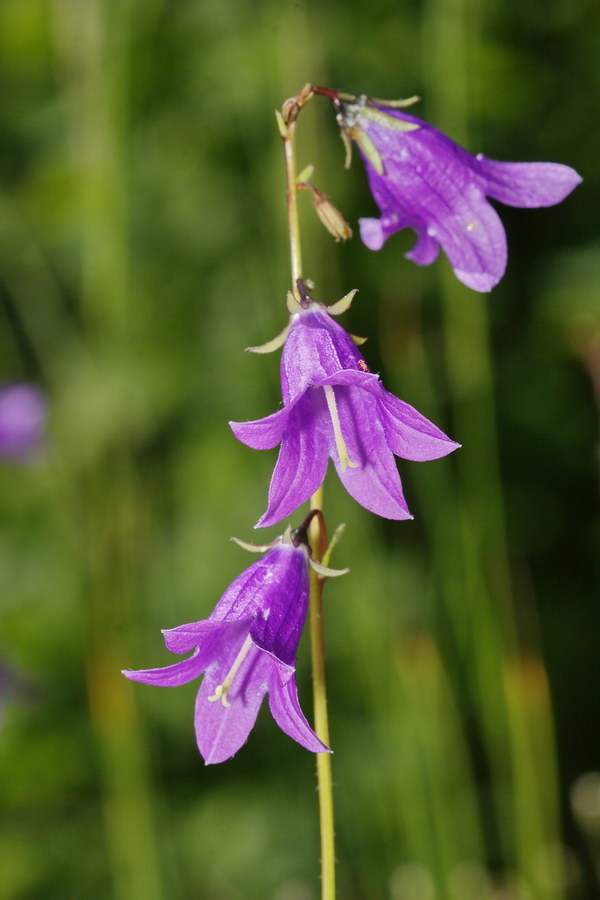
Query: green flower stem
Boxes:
[
  {"xmin": 283, "ymin": 122, "xmax": 303, "ymax": 286},
  {"xmin": 309, "ymin": 486, "xmax": 336, "ymax": 900},
  {"xmin": 280, "ymin": 88, "xmax": 336, "ymax": 900}
]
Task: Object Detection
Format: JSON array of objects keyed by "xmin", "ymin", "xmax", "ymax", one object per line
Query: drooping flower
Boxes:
[
  {"xmin": 123, "ymin": 522, "xmax": 345, "ymax": 764},
  {"xmin": 0, "ymin": 383, "xmax": 46, "ymax": 460},
  {"xmin": 319, "ymin": 89, "xmax": 582, "ymax": 292},
  {"xmin": 230, "ymin": 286, "xmax": 458, "ymax": 527}
]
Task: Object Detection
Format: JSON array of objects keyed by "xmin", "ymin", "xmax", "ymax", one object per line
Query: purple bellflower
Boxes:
[
  {"xmin": 0, "ymin": 383, "xmax": 46, "ymax": 460},
  {"xmin": 123, "ymin": 523, "xmax": 346, "ymax": 764},
  {"xmin": 230, "ymin": 286, "xmax": 459, "ymax": 527},
  {"xmin": 321, "ymin": 89, "xmax": 581, "ymax": 292}
]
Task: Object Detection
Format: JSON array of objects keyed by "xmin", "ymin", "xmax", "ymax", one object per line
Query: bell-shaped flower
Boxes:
[
  {"xmin": 230, "ymin": 287, "xmax": 458, "ymax": 527},
  {"xmin": 321, "ymin": 90, "xmax": 581, "ymax": 292},
  {"xmin": 0, "ymin": 384, "xmax": 46, "ymax": 460},
  {"xmin": 123, "ymin": 524, "xmax": 345, "ymax": 764}
]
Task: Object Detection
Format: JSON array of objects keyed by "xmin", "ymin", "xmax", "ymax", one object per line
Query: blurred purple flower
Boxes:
[
  {"xmin": 0, "ymin": 384, "xmax": 46, "ymax": 460},
  {"xmin": 326, "ymin": 90, "xmax": 581, "ymax": 292},
  {"xmin": 123, "ymin": 525, "xmax": 343, "ymax": 764},
  {"xmin": 230, "ymin": 288, "xmax": 458, "ymax": 527}
]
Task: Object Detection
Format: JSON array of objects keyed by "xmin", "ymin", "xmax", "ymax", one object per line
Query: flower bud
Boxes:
[{"xmin": 300, "ymin": 183, "xmax": 352, "ymax": 242}]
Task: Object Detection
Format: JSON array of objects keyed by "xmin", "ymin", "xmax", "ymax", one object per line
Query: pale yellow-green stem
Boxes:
[
  {"xmin": 279, "ymin": 87, "xmax": 336, "ymax": 900},
  {"xmin": 309, "ymin": 486, "xmax": 336, "ymax": 900},
  {"xmin": 284, "ymin": 129, "xmax": 303, "ymax": 287}
]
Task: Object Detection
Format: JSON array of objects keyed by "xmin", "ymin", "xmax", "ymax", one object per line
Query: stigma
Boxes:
[{"xmin": 323, "ymin": 385, "xmax": 358, "ymax": 472}]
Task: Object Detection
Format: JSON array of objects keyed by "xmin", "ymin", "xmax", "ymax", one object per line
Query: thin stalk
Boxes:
[
  {"xmin": 284, "ymin": 125, "xmax": 303, "ymax": 286},
  {"xmin": 309, "ymin": 486, "xmax": 336, "ymax": 900},
  {"xmin": 279, "ymin": 87, "xmax": 336, "ymax": 900}
]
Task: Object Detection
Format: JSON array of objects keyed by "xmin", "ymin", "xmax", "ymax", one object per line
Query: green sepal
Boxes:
[
  {"xmin": 353, "ymin": 127, "xmax": 385, "ymax": 175},
  {"xmin": 245, "ymin": 323, "xmax": 291, "ymax": 354},
  {"xmin": 321, "ymin": 522, "xmax": 346, "ymax": 569},
  {"xmin": 327, "ymin": 289, "xmax": 358, "ymax": 316},
  {"xmin": 286, "ymin": 290, "xmax": 303, "ymax": 315},
  {"xmin": 340, "ymin": 129, "xmax": 353, "ymax": 169},
  {"xmin": 275, "ymin": 109, "xmax": 288, "ymax": 138},
  {"xmin": 363, "ymin": 107, "xmax": 420, "ymax": 133},
  {"xmin": 309, "ymin": 558, "xmax": 349, "ymax": 578},
  {"xmin": 370, "ymin": 95, "xmax": 420, "ymax": 109},
  {"xmin": 297, "ymin": 164, "xmax": 315, "ymax": 183},
  {"xmin": 231, "ymin": 536, "xmax": 280, "ymax": 554},
  {"xmin": 350, "ymin": 334, "xmax": 368, "ymax": 346}
]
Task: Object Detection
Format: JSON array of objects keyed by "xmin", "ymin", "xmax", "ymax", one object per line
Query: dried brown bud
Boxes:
[{"xmin": 299, "ymin": 183, "xmax": 352, "ymax": 242}]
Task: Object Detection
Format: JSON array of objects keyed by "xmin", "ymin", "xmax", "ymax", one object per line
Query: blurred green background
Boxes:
[{"xmin": 0, "ymin": 0, "xmax": 598, "ymax": 898}]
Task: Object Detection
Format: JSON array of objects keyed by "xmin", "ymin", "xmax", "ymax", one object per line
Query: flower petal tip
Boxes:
[
  {"xmin": 454, "ymin": 269, "xmax": 500, "ymax": 293},
  {"xmin": 254, "ymin": 512, "xmax": 280, "ymax": 530},
  {"xmin": 203, "ymin": 752, "xmax": 233, "ymax": 767},
  {"xmin": 358, "ymin": 217, "xmax": 386, "ymax": 251}
]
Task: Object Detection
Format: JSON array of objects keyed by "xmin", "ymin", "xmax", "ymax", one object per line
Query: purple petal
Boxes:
[
  {"xmin": 196, "ymin": 644, "xmax": 271, "ymax": 765},
  {"xmin": 249, "ymin": 547, "xmax": 309, "ymax": 665},
  {"xmin": 280, "ymin": 307, "xmax": 364, "ymax": 402},
  {"xmin": 318, "ymin": 369, "xmax": 458, "ymax": 461},
  {"xmin": 360, "ymin": 212, "xmax": 441, "ymax": 266},
  {"xmin": 163, "ymin": 618, "xmax": 252, "ymax": 654},
  {"xmin": 423, "ymin": 182, "xmax": 507, "ymax": 292},
  {"xmin": 317, "ymin": 369, "xmax": 381, "ymax": 391},
  {"xmin": 269, "ymin": 673, "xmax": 330, "ymax": 754},
  {"xmin": 230, "ymin": 403, "xmax": 292, "ymax": 450},
  {"xmin": 123, "ymin": 648, "xmax": 206, "ymax": 687},
  {"xmin": 257, "ymin": 396, "xmax": 329, "ymax": 528},
  {"xmin": 330, "ymin": 383, "xmax": 412, "ymax": 520},
  {"xmin": 377, "ymin": 389, "xmax": 459, "ymax": 460},
  {"xmin": 211, "ymin": 546, "xmax": 304, "ymax": 623},
  {"xmin": 405, "ymin": 228, "xmax": 440, "ymax": 266},
  {"xmin": 475, "ymin": 156, "xmax": 582, "ymax": 208},
  {"xmin": 359, "ymin": 217, "xmax": 387, "ymax": 251}
]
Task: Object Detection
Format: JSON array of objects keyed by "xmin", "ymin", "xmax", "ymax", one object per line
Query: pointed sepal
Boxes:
[
  {"xmin": 246, "ymin": 323, "xmax": 291, "ymax": 354},
  {"xmin": 297, "ymin": 164, "xmax": 315, "ymax": 183},
  {"xmin": 370, "ymin": 95, "xmax": 420, "ymax": 109},
  {"xmin": 362, "ymin": 107, "xmax": 420, "ymax": 133},
  {"xmin": 351, "ymin": 333, "xmax": 368, "ymax": 346},
  {"xmin": 275, "ymin": 109, "xmax": 288, "ymax": 138},
  {"xmin": 309, "ymin": 558, "xmax": 349, "ymax": 578},
  {"xmin": 341, "ymin": 129, "xmax": 353, "ymax": 169},
  {"xmin": 352, "ymin": 126, "xmax": 385, "ymax": 175},
  {"xmin": 286, "ymin": 290, "xmax": 303, "ymax": 315},
  {"xmin": 321, "ymin": 522, "xmax": 346, "ymax": 569},
  {"xmin": 231, "ymin": 535, "xmax": 281, "ymax": 554},
  {"xmin": 327, "ymin": 289, "xmax": 358, "ymax": 316}
]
